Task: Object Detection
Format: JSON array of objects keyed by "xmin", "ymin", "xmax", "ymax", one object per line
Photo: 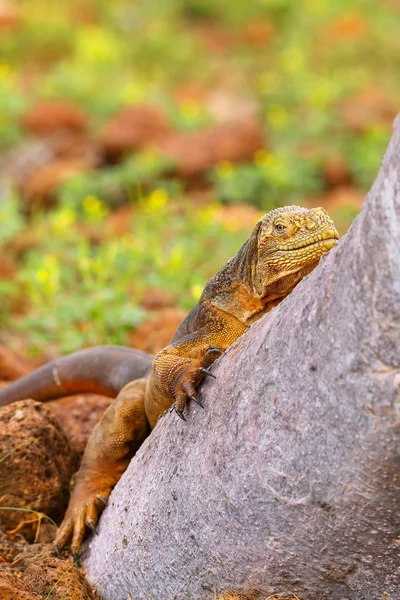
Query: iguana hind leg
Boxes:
[{"xmin": 55, "ymin": 378, "xmax": 150, "ymax": 557}]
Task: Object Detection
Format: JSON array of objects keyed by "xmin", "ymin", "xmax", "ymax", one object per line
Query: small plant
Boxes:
[
  {"xmin": 4, "ymin": 192, "xmax": 248, "ymax": 356},
  {"xmin": 212, "ymin": 149, "xmax": 323, "ymax": 210},
  {"xmin": 57, "ymin": 151, "xmax": 176, "ymax": 211}
]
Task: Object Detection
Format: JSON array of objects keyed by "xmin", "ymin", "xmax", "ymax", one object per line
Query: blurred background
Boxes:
[{"xmin": 0, "ymin": 0, "xmax": 398, "ymax": 363}]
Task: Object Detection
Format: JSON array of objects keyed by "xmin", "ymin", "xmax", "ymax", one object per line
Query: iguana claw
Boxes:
[
  {"xmin": 72, "ymin": 552, "xmax": 81, "ymax": 565},
  {"xmin": 175, "ymin": 409, "xmax": 187, "ymax": 421},
  {"xmin": 96, "ymin": 495, "xmax": 108, "ymax": 506},
  {"xmin": 208, "ymin": 346, "xmax": 223, "ymax": 354},
  {"xmin": 87, "ymin": 522, "xmax": 96, "ymax": 533},
  {"xmin": 189, "ymin": 394, "xmax": 204, "ymax": 408},
  {"xmin": 198, "ymin": 367, "xmax": 216, "ymax": 379},
  {"xmin": 54, "ymin": 543, "xmax": 61, "ymax": 558}
]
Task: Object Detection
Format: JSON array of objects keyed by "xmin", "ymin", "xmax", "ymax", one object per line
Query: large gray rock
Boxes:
[{"xmin": 84, "ymin": 121, "xmax": 400, "ymax": 599}]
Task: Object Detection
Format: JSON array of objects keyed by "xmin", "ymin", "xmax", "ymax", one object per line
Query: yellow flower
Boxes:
[
  {"xmin": 258, "ymin": 71, "xmax": 279, "ymax": 94},
  {"xmin": 179, "ymin": 98, "xmax": 201, "ymax": 121},
  {"xmin": 36, "ymin": 268, "xmax": 49, "ymax": 283},
  {"xmin": 215, "ymin": 161, "xmax": 234, "ymax": 179},
  {"xmin": 83, "ymin": 195, "xmax": 108, "ymax": 219},
  {"xmin": 254, "ymin": 148, "xmax": 271, "ymax": 169},
  {"xmin": 0, "ymin": 59, "xmax": 11, "ymax": 79},
  {"xmin": 146, "ymin": 188, "xmax": 169, "ymax": 211},
  {"xmin": 168, "ymin": 247, "xmax": 184, "ymax": 271},
  {"xmin": 280, "ymin": 48, "xmax": 306, "ymax": 74},
  {"xmin": 119, "ymin": 80, "xmax": 146, "ymax": 105},
  {"xmin": 35, "ymin": 254, "xmax": 60, "ymax": 294},
  {"xmin": 43, "ymin": 254, "xmax": 58, "ymax": 268},
  {"xmin": 75, "ymin": 27, "xmax": 123, "ymax": 66},
  {"xmin": 266, "ymin": 105, "xmax": 288, "ymax": 129},
  {"xmin": 197, "ymin": 202, "xmax": 220, "ymax": 226},
  {"xmin": 308, "ymin": 80, "xmax": 335, "ymax": 109},
  {"xmin": 305, "ymin": 0, "xmax": 329, "ymax": 15},
  {"xmin": 52, "ymin": 208, "xmax": 76, "ymax": 231},
  {"xmin": 224, "ymin": 218, "xmax": 242, "ymax": 233},
  {"xmin": 190, "ymin": 283, "xmax": 203, "ymax": 300}
]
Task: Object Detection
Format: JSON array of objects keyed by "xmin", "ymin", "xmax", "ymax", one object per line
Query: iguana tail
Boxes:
[{"xmin": 0, "ymin": 346, "xmax": 153, "ymax": 407}]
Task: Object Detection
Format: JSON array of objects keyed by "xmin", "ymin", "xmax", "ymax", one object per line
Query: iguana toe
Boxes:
[{"xmin": 189, "ymin": 394, "xmax": 204, "ymax": 408}]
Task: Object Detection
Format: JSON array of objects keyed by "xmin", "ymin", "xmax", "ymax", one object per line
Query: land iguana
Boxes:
[{"xmin": 0, "ymin": 205, "xmax": 339, "ymax": 558}]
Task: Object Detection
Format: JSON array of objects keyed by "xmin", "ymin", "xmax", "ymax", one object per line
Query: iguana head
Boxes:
[{"xmin": 244, "ymin": 205, "xmax": 339, "ymax": 298}]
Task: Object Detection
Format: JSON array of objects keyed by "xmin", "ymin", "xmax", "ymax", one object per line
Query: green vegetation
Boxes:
[
  {"xmin": 2, "ymin": 189, "xmax": 249, "ymax": 355},
  {"xmin": 0, "ymin": 0, "xmax": 397, "ymax": 357}
]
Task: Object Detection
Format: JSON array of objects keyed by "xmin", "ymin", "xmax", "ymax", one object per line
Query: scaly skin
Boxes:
[{"xmin": 0, "ymin": 206, "xmax": 339, "ymax": 557}]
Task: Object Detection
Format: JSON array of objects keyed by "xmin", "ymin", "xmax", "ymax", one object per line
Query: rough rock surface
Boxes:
[
  {"xmin": 0, "ymin": 530, "xmax": 29, "ymax": 564},
  {"xmin": 0, "ymin": 400, "xmax": 73, "ymax": 540},
  {"xmin": 156, "ymin": 118, "xmax": 264, "ymax": 181},
  {"xmin": 20, "ymin": 557, "xmax": 101, "ymax": 600},
  {"xmin": 0, "ymin": 571, "xmax": 41, "ymax": 600},
  {"xmin": 11, "ymin": 542, "xmax": 55, "ymax": 571},
  {"xmin": 21, "ymin": 101, "xmax": 88, "ymax": 137},
  {"xmin": 100, "ymin": 105, "xmax": 172, "ymax": 161},
  {"xmin": 20, "ymin": 157, "xmax": 94, "ymax": 208},
  {"xmin": 83, "ymin": 120, "xmax": 400, "ymax": 599}
]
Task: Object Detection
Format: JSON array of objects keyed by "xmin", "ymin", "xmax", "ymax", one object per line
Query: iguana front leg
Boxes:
[
  {"xmin": 55, "ymin": 378, "xmax": 149, "ymax": 558},
  {"xmin": 145, "ymin": 304, "xmax": 247, "ymax": 426}
]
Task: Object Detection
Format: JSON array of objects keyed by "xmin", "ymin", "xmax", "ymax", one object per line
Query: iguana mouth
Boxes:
[{"xmin": 281, "ymin": 237, "xmax": 339, "ymax": 252}]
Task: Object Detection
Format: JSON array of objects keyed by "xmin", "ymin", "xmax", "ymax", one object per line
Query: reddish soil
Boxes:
[
  {"xmin": 129, "ymin": 307, "xmax": 186, "ymax": 354},
  {"xmin": 22, "ymin": 101, "xmax": 88, "ymax": 137}
]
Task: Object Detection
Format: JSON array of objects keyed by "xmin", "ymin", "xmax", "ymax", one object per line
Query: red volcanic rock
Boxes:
[
  {"xmin": 156, "ymin": 118, "xmax": 265, "ymax": 181},
  {"xmin": 47, "ymin": 394, "xmax": 113, "ymax": 467},
  {"xmin": 341, "ymin": 86, "xmax": 397, "ymax": 134},
  {"xmin": 21, "ymin": 557, "xmax": 101, "ymax": 600},
  {"xmin": 20, "ymin": 157, "xmax": 92, "ymax": 208},
  {"xmin": 0, "ymin": 252, "xmax": 16, "ymax": 280},
  {"xmin": 0, "ymin": 530, "xmax": 29, "ymax": 564},
  {"xmin": 0, "ymin": 400, "xmax": 73, "ymax": 540},
  {"xmin": 22, "ymin": 101, "xmax": 88, "ymax": 137},
  {"xmin": 100, "ymin": 105, "xmax": 172, "ymax": 160},
  {"xmin": 0, "ymin": 571, "xmax": 41, "ymax": 600}
]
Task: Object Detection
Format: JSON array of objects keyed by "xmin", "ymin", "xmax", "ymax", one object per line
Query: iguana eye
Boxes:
[{"xmin": 275, "ymin": 223, "xmax": 286, "ymax": 232}]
